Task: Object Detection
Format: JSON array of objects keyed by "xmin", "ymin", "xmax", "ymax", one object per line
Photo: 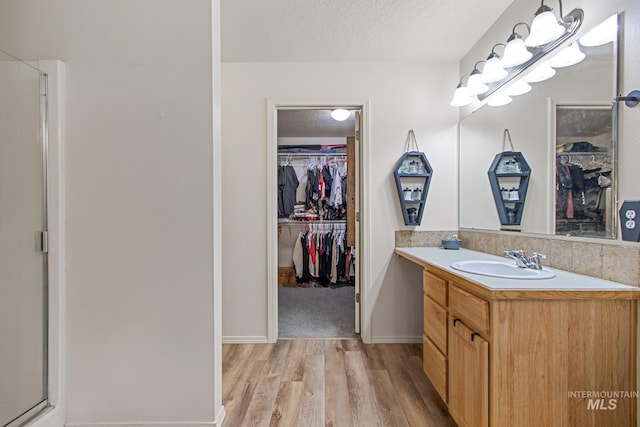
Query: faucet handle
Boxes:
[{"xmin": 529, "ymin": 252, "xmax": 547, "ymax": 269}]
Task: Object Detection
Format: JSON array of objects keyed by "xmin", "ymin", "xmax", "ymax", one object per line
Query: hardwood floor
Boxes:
[{"xmin": 222, "ymin": 339, "xmax": 456, "ymax": 427}]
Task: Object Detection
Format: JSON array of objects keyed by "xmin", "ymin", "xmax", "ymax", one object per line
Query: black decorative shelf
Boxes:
[
  {"xmin": 487, "ymin": 151, "xmax": 531, "ymax": 226},
  {"xmin": 394, "ymin": 151, "xmax": 433, "ymax": 226}
]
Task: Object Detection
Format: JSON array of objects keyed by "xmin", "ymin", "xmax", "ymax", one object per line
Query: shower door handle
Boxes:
[{"xmin": 36, "ymin": 230, "xmax": 49, "ymax": 253}]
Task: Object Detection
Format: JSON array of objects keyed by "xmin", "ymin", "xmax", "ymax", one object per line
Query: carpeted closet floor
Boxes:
[{"xmin": 278, "ymin": 285, "xmax": 358, "ymax": 338}]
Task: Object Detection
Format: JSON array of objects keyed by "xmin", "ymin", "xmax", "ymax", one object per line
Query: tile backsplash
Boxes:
[{"xmin": 395, "ymin": 229, "xmax": 640, "ymax": 287}]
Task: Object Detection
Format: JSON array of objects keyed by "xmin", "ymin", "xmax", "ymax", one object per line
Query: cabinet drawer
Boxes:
[
  {"xmin": 449, "ymin": 285, "xmax": 489, "ymax": 335},
  {"xmin": 424, "ymin": 294, "xmax": 447, "ymax": 354},
  {"xmin": 423, "ymin": 335, "xmax": 447, "ymax": 404},
  {"xmin": 423, "ymin": 270, "xmax": 447, "ymax": 306}
]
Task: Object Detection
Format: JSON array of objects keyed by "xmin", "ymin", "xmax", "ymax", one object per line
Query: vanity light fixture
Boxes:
[
  {"xmin": 330, "ymin": 109, "xmax": 350, "ymax": 121},
  {"xmin": 525, "ymin": 60, "xmax": 556, "ymax": 83},
  {"xmin": 579, "ymin": 14, "xmax": 617, "ymax": 47},
  {"xmin": 487, "ymin": 92, "xmax": 513, "ymax": 107},
  {"xmin": 501, "ymin": 23, "xmax": 533, "ymax": 68},
  {"xmin": 481, "ymin": 44, "xmax": 508, "ymax": 83},
  {"xmin": 449, "ymin": 75, "xmax": 474, "ymax": 107},
  {"xmin": 525, "ymin": 0, "xmax": 567, "ymax": 47},
  {"xmin": 504, "ymin": 79, "xmax": 532, "ymax": 96},
  {"xmin": 548, "ymin": 42, "xmax": 585, "ymax": 68},
  {"xmin": 450, "ymin": 3, "xmax": 583, "ymax": 108},
  {"xmin": 467, "ymin": 61, "xmax": 489, "ymax": 95}
]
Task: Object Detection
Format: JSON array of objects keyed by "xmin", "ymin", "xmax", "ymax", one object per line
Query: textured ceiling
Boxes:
[
  {"xmin": 278, "ymin": 109, "xmax": 356, "ymax": 138},
  {"xmin": 221, "ymin": 0, "xmax": 514, "ymax": 63}
]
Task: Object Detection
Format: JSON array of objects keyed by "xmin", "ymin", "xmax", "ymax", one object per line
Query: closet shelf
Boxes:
[{"xmin": 278, "ymin": 219, "xmax": 347, "ymax": 224}]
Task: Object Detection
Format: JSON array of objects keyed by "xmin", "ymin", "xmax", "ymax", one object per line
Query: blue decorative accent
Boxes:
[
  {"xmin": 487, "ymin": 151, "xmax": 531, "ymax": 226},
  {"xmin": 394, "ymin": 151, "xmax": 433, "ymax": 226}
]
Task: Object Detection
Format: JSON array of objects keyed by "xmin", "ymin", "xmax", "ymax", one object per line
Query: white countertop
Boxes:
[{"xmin": 395, "ymin": 247, "xmax": 640, "ymax": 292}]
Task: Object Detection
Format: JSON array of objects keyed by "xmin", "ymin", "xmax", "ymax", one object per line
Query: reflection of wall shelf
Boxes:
[
  {"xmin": 487, "ymin": 151, "xmax": 530, "ymax": 226},
  {"xmin": 394, "ymin": 151, "xmax": 433, "ymax": 226}
]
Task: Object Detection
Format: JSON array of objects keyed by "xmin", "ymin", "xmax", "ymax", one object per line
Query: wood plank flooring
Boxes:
[{"xmin": 222, "ymin": 339, "xmax": 456, "ymax": 427}]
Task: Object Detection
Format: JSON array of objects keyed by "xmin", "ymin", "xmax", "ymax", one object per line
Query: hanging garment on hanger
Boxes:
[
  {"xmin": 322, "ymin": 164, "xmax": 333, "ymax": 197},
  {"xmin": 277, "ymin": 165, "xmax": 285, "ymax": 216},
  {"xmin": 281, "ymin": 164, "xmax": 299, "ymax": 216},
  {"xmin": 293, "ymin": 232, "xmax": 304, "ymax": 278}
]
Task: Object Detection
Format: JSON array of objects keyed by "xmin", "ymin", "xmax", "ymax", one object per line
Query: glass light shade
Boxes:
[
  {"xmin": 330, "ymin": 109, "xmax": 350, "ymax": 121},
  {"xmin": 450, "ymin": 84, "xmax": 473, "ymax": 107},
  {"xmin": 501, "ymin": 38, "xmax": 532, "ymax": 68},
  {"xmin": 579, "ymin": 14, "xmax": 617, "ymax": 47},
  {"xmin": 504, "ymin": 80, "xmax": 532, "ymax": 96},
  {"xmin": 525, "ymin": 10, "xmax": 566, "ymax": 47},
  {"xmin": 481, "ymin": 55, "xmax": 508, "ymax": 83},
  {"xmin": 525, "ymin": 61, "xmax": 556, "ymax": 83},
  {"xmin": 549, "ymin": 43, "xmax": 585, "ymax": 68},
  {"xmin": 487, "ymin": 92, "xmax": 513, "ymax": 106},
  {"xmin": 467, "ymin": 72, "xmax": 489, "ymax": 96}
]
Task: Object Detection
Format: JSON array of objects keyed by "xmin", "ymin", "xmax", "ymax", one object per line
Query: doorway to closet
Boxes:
[{"xmin": 274, "ymin": 107, "xmax": 362, "ymax": 339}]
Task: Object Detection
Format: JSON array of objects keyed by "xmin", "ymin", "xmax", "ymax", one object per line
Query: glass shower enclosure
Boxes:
[{"xmin": 0, "ymin": 50, "xmax": 49, "ymax": 426}]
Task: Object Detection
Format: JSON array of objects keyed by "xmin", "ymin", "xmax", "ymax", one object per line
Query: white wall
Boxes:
[
  {"xmin": 459, "ymin": 0, "xmax": 640, "ymax": 242},
  {"xmin": 222, "ymin": 62, "xmax": 459, "ymax": 342},
  {"xmin": 0, "ymin": 1, "xmax": 222, "ymax": 425}
]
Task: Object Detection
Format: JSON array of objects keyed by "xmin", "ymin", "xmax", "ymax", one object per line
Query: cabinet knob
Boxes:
[
  {"xmin": 453, "ymin": 318, "xmax": 460, "ymax": 327},
  {"xmin": 471, "ymin": 332, "xmax": 480, "ymax": 342}
]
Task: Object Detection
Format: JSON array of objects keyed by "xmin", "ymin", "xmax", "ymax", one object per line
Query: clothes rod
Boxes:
[{"xmin": 277, "ymin": 152, "xmax": 347, "ymax": 157}]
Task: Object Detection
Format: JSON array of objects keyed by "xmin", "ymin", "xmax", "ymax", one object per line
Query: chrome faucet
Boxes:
[{"xmin": 503, "ymin": 250, "xmax": 547, "ymax": 270}]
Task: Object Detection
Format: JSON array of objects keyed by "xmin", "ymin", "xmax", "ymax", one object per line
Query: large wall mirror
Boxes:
[{"xmin": 459, "ymin": 14, "xmax": 619, "ymax": 239}]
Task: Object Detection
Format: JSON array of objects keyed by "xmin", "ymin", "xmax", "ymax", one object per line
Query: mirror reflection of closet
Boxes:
[{"xmin": 555, "ymin": 105, "xmax": 614, "ymax": 238}]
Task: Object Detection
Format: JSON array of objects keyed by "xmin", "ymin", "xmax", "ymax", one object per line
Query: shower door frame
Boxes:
[{"xmin": 1, "ymin": 56, "xmax": 49, "ymax": 427}]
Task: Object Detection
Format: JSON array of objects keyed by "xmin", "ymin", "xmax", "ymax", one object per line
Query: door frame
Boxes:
[{"xmin": 266, "ymin": 99, "xmax": 371, "ymax": 343}]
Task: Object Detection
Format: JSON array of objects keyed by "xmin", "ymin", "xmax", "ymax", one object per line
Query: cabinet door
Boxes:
[{"xmin": 448, "ymin": 316, "xmax": 488, "ymax": 427}]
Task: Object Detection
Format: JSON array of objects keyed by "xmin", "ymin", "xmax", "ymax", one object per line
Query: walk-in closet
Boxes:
[{"xmin": 276, "ymin": 108, "xmax": 360, "ymax": 338}]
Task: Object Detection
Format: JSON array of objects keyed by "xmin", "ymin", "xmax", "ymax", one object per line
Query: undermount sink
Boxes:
[{"xmin": 450, "ymin": 260, "xmax": 555, "ymax": 280}]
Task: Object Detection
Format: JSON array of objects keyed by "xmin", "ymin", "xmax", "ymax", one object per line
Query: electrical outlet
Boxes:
[{"xmin": 619, "ymin": 201, "xmax": 640, "ymax": 241}]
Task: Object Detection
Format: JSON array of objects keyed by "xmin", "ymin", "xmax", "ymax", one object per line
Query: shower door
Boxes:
[{"xmin": 0, "ymin": 52, "xmax": 49, "ymax": 426}]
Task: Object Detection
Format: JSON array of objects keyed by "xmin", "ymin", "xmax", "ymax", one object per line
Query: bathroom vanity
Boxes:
[{"xmin": 395, "ymin": 247, "xmax": 640, "ymax": 427}]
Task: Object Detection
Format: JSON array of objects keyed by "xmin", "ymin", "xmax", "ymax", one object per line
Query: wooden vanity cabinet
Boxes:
[
  {"xmin": 448, "ymin": 315, "xmax": 488, "ymax": 427},
  {"xmin": 420, "ymin": 266, "xmax": 637, "ymax": 427},
  {"xmin": 422, "ymin": 270, "xmax": 448, "ymax": 403}
]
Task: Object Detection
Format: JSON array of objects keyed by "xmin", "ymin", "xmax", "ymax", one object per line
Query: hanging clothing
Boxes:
[
  {"xmin": 292, "ymin": 232, "xmax": 304, "ymax": 278},
  {"xmin": 278, "ymin": 165, "xmax": 299, "ymax": 217}
]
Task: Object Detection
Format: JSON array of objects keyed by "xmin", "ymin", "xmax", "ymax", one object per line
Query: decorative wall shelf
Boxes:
[
  {"xmin": 394, "ymin": 151, "xmax": 433, "ymax": 226},
  {"xmin": 487, "ymin": 151, "xmax": 530, "ymax": 226}
]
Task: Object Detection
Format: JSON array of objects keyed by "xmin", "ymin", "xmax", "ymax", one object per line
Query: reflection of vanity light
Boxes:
[
  {"xmin": 579, "ymin": 14, "xmax": 617, "ymax": 47},
  {"xmin": 525, "ymin": 61, "xmax": 556, "ymax": 83},
  {"xmin": 504, "ymin": 80, "xmax": 532, "ymax": 96},
  {"xmin": 487, "ymin": 92, "xmax": 513, "ymax": 106},
  {"xmin": 549, "ymin": 42, "xmax": 585, "ymax": 67}
]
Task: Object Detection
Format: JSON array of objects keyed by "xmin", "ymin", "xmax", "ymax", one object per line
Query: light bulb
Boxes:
[
  {"xmin": 579, "ymin": 14, "xmax": 617, "ymax": 47},
  {"xmin": 549, "ymin": 43, "xmax": 585, "ymax": 68},
  {"xmin": 502, "ymin": 38, "xmax": 532, "ymax": 68},
  {"xmin": 525, "ymin": 61, "xmax": 556, "ymax": 83},
  {"xmin": 330, "ymin": 109, "xmax": 350, "ymax": 121},
  {"xmin": 481, "ymin": 54, "xmax": 508, "ymax": 83},
  {"xmin": 487, "ymin": 92, "xmax": 513, "ymax": 106},
  {"xmin": 525, "ymin": 9, "xmax": 566, "ymax": 47},
  {"xmin": 450, "ymin": 84, "xmax": 473, "ymax": 107},
  {"xmin": 505, "ymin": 80, "xmax": 532, "ymax": 96}
]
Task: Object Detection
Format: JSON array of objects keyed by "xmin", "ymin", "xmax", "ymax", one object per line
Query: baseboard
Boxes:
[
  {"xmin": 64, "ymin": 407, "xmax": 226, "ymax": 427},
  {"xmin": 371, "ymin": 335, "xmax": 422, "ymax": 344},
  {"xmin": 222, "ymin": 335, "xmax": 268, "ymax": 344},
  {"xmin": 215, "ymin": 406, "xmax": 226, "ymax": 427},
  {"xmin": 66, "ymin": 422, "xmax": 216, "ymax": 427}
]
